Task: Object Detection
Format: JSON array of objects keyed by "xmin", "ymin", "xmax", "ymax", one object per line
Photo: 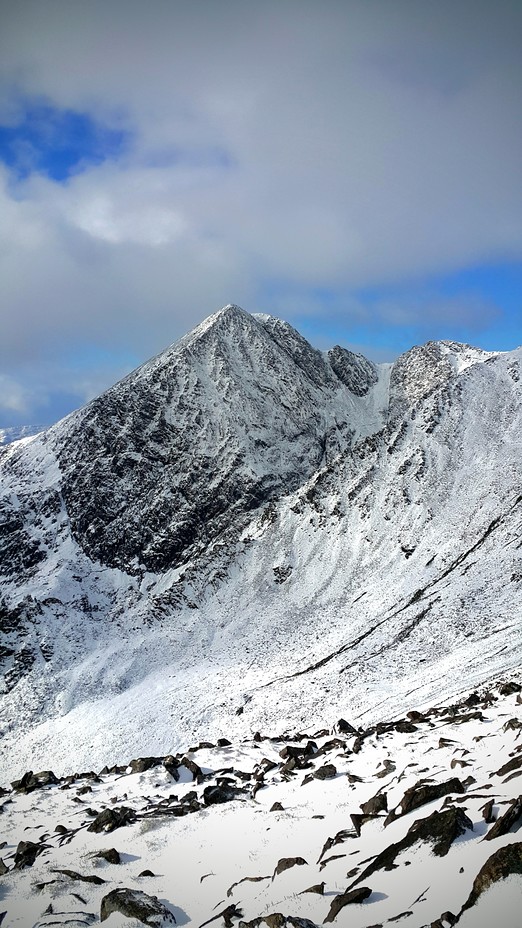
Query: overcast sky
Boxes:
[{"xmin": 1, "ymin": 0, "xmax": 521, "ymax": 427}]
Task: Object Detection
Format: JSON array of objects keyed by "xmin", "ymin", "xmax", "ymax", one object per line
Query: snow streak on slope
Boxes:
[{"xmin": 0, "ymin": 306, "xmax": 520, "ymax": 782}]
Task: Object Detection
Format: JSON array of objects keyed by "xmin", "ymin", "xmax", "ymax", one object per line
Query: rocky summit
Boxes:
[{"xmin": 0, "ymin": 304, "xmax": 521, "ymax": 924}]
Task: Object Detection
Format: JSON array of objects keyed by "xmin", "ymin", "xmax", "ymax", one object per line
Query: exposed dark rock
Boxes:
[
  {"xmin": 324, "ymin": 885, "xmax": 372, "ymax": 922},
  {"xmin": 299, "ymin": 882, "xmax": 325, "ymax": 895},
  {"xmin": 317, "ymin": 829, "xmax": 352, "ymax": 863},
  {"xmin": 87, "ymin": 806, "xmax": 137, "ymax": 833},
  {"xmin": 181, "ymin": 756, "xmax": 204, "ymax": 783},
  {"xmin": 334, "ymin": 719, "xmax": 358, "ymax": 735},
  {"xmin": 138, "ymin": 869, "xmax": 155, "ymax": 877},
  {"xmin": 498, "ymin": 682, "xmax": 521, "ymax": 696},
  {"xmin": 483, "ymin": 795, "xmax": 522, "ymax": 840},
  {"xmin": 352, "ymin": 807, "xmax": 473, "ymax": 886},
  {"xmin": 11, "ymin": 770, "xmax": 59, "ymax": 793},
  {"xmin": 0, "ymin": 859, "xmax": 8, "ymax": 875},
  {"xmin": 94, "ymin": 848, "xmax": 121, "ymax": 864},
  {"xmin": 495, "ymin": 755, "xmax": 522, "ymax": 778},
  {"xmin": 503, "ymin": 718, "xmax": 522, "ymax": 732},
  {"xmin": 313, "ymin": 738, "xmax": 346, "ymax": 758},
  {"xmin": 394, "ymin": 720, "xmax": 417, "ymax": 734},
  {"xmin": 203, "ymin": 784, "xmax": 245, "ymax": 805},
  {"xmin": 272, "ymin": 857, "xmax": 308, "ymax": 879},
  {"xmin": 128, "ymin": 757, "xmax": 163, "ymax": 774},
  {"xmin": 398, "ymin": 778, "xmax": 465, "ymax": 816},
  {"xmin": 199, "ymin": 903, "xmax": 243, "ymax": 928},
  {"xmin": 459, "ymin": 842, "xmax": 522, "ymax": 916},
  {"xmin": 14, "ymin": 840, "xmax": 48, "ymax": 869},
  {"xmin": 313, "ymin": 764, "xmax": 337, "ymax": 780},
  {"xmin": 481, "ymin": 799, "xmax": 496, "ymax": 824},
  {"xmin": 361, "ymin": 791, "xmax": 388, "ymax": 815},
  {"xmin": 270, "ymin": 802, "xmax": 284, "ymax": 812},
  {"xmin": 52, "ymin": 869, "xmax": 105, "ymax": 885},
  {"xmin": 227, "ymin": 875, "xmax": 271, "ymax": 897},
  {"xmin": 100, "ymin": 888, "xmax": 176, "ymax": 924},
  {"xmin": 217, "ymin": 738, "xmax": 232, "ymax": 747}
]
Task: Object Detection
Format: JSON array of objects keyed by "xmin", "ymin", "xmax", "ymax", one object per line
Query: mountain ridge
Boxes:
[{"xmin": 0, "ymin": 306, "xmax": 520, "ymax": 785}]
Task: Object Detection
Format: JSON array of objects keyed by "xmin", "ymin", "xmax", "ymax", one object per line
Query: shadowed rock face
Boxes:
[{"xmin": 50, "ymin": 307, "xmax": 375, "ymax": 574}]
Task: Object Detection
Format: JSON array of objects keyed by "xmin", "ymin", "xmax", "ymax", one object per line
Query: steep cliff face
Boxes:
[{"xmin": 0, "ymin": 305, "xmax": 520, "ymax": 779}]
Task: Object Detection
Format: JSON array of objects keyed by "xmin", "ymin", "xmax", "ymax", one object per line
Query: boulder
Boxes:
[
  {"xmin": 100, "ymin": 888, "xmax": 176, "ymax": 924},
  {"xmin": 87, "ymin": 805, "xmax": 137, "ymax": 833},
  {"xmin": 398, "ymin": 778, "xmax": 465, "ymax": 816},
  {"xmin": 459, "ymin": 842, "xmax": 522, "ymax": 916},
  {"xmin": 94, "ymin": 848, "xmax": 121, "ymax": 864},
  {"xmin": 324, "ymin": 886, "xmax": 372, "ymax": 922},
  {"xmin": 313, "ymin": 764, "xmax": 337, "ymax": 780},
  {"xmin": 484, "ymin": 795, "xmax": 522, "ymax": 840},
  {"xmin": 128, "ymin": 757, "xmax": 163, "ymax": 774},
  {"xmin": 273, "ymin": 857, "xmax": 308, "ymax": 879},
  {"xmin": 361, "ymin": 791, "xmax": 388, "ymax": 815},
  {"xmin": 203, "ymin": 784, "xmax": 245, "ymax": 805},
  {"xmin": 14, "ymin": 840, "xmax": 47, "ymax": 869}
]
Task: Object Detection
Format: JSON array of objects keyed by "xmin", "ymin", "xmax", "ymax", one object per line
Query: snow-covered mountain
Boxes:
[{"xmin": 0, "ymin": 304, "xmax": 521, "ymax": 787}]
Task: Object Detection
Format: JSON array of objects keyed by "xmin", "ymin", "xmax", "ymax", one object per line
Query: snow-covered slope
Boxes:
[
  {"xmin": 2, "ymin": 678, "xmax": 522, "ymax": 928},
  {"xmin": 0, "ymin": 306, "xmax": 520, "ymax": 787}
]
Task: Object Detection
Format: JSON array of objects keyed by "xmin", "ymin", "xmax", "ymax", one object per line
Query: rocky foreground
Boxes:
[{"xmin": 1, "ymin": 677, "xmax": 522, "ymax": 927}]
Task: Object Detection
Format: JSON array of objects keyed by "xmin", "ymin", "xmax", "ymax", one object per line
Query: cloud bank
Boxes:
[{"xmin": 0, "ymin": 0, "xmax": 521, "ymax": 423}]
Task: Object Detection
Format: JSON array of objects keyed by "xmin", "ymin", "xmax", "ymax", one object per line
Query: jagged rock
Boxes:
[
  {"xmin": 459, "ymin": 842, "xmax": 522, "ymax": 916},
  {"xmin": 270, "ymin": 802, "xmax": 284, "ymax": 812},
  {"xmin": 495, "ymin": 755, "xmax": 522, "ymax": 778},
  {"xmin": 324, "ymin": 885, "xmax": 372, "ymax": 922},
  {"xmin": 203, "ymin": 784, "xmax": 244, "ymax": 805},
  {"xmin": 272, "ymin": 857, "xmax": 308, "ymax": 879},
  {"xmin": 227, "ymin": 875, "xmax": 271, "ymax": 897},
  {"xmin": 128, "ymin": 757, "xmax": 163, "ymax": 774},
  {"xmin": 313, "ymin": 764, "xmax": 337, "ymax": 780},
  {"xmin": 394, "ymin": 720, "xmax": 417, "ymax": 734},
  {"xmin": 181, "ymin": 756, "xmax": 204, "ymax": 783},
  {"xmin": 279, "ymin": 742, "xmax": 316, "ymax": 760},
  {"xmin": 481, "ymin": 799, "xmax": 496, "ymax": 823},
  {"xmin": 503, "ymin": 718, "xmax": 522, "ymax": 732},
  {"xmin": 87, "ymin": 805, "xmax": 137, "ymax": 833},
  {"xmin": 217, "ymin": 738, "xmax": 232, "ymax": 747},
  {"xmin": 498, "ymin": 681, "xmax": 521, "ymax": 695},
  {"xmin": 14, "ymin": 839, "xmax": 48, "ymax": 869},
  {"xmin": 484, "ymin": 795, "xmax": 522, "ymax": 840},
  {"xmin": 361, "ymin": 791, "xmax": 388, "ymax": 815},
  {"xmin": 94, "ymin": 848, "xmax": 121, "ymax": 864},
  {"xmin": 299, "ymin": 882, "xmax": 325, "ymax": 895},
  {"xmin": 100, "ymin": 889, "xmax": 176, "ymax": 924},
  {"xmin": 52, "ymin": 869, "xmax": 105, "ymax": 885},
  {"xmin": 333, "ymin": 718, "xmax": 358, "ymax": 734},
  {"xmin": 313, "ymin": 738, "xmax": 346, "ymax": 758},
  {"xmin": 317, "ymin": 829, "xmax": 352, "ymax": 863},
  {"xmin": 11, "ymin": 770, "xmax": 59, "ymax": 793},
  {"xmin": 352, "ymin": 806, "xmax": 473, "ymax": 886},
  {"xmin": 398, "ymin": 777, "xmax": 465, "ymax": 815},
  {"xmin": 0, "ymin": 859, "xmax": 8, "ymax": 875}
]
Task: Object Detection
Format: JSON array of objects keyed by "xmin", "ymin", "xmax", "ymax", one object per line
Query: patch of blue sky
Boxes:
[
  {"xmin": 0, "ymin": 97, "xmax": 131, "ymax": 182},
  {"xmin": 264, "ymin": 261, "xmax": 522, "ymax": 358}
]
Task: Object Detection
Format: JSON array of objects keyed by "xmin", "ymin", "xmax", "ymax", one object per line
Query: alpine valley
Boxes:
[{"xmin": 0, "ymin": 304, "xmax": 521, "ymax": 927}]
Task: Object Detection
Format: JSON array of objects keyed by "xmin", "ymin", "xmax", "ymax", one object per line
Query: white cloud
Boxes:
[{"xmin": 0, "ymin": 0, "xmax": 520, "ymax": 421}]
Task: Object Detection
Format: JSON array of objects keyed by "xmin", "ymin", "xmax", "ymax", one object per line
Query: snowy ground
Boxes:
[{"xmin": 1, "ymin": 675, "xmax": 521, "ymax": 927}]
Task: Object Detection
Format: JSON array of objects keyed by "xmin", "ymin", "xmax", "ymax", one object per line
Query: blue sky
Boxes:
[{"xmin": 0, "ymin": 0, "xmax": 521, "ymax": 427}]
